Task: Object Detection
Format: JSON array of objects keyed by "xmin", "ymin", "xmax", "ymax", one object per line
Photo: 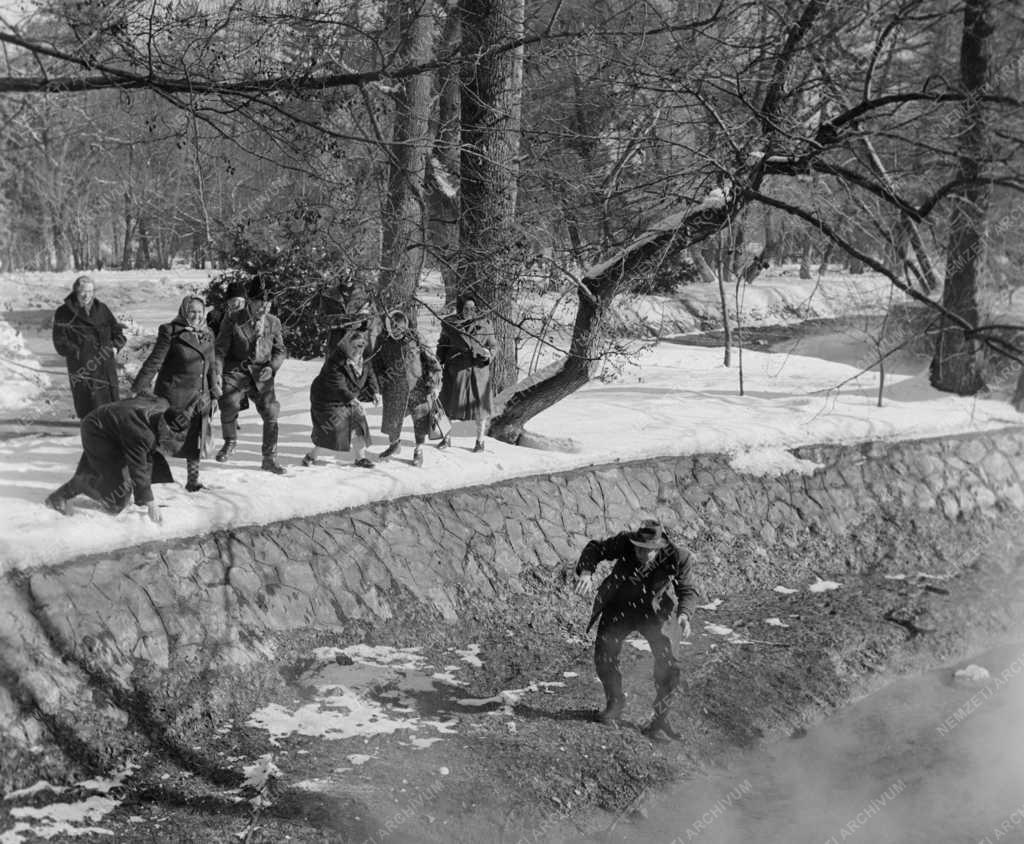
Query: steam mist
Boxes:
[{"xmin": 604, "ymin": 643, "xmax": 1024, "ymax": 844}]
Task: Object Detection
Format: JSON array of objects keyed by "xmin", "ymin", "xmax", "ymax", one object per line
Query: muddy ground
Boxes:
[{"xmin": 4, "ymin": 518, "xmax": 1022, "ymax": 844}]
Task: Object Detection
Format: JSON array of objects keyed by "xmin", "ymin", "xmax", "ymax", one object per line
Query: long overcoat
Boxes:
[
  {"xmin": 436, "ymin": 316, "xmax": 495, "ymax": 421},
  {"xmin": 309, "ymin": 349, "xmax": 380, "ymax": 451},
  {"xmin": 52, "ymin": 294, "xmax": 127, "ymax": 417},
  {"xmin": 373, "ymin": 331, "xmax": 442, "ymax": 439},
  {"xmin": 132, "ymin": 319, "xmax": 217, "ymax": 459}
]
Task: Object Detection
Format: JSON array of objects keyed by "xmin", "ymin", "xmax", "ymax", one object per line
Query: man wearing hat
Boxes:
[
  {"xmin": 44, "ymin": 395, "xmax": 198, "ymax": 523},
  {"xmin": 574, "ymin": 518, "xmax": 698, "ymax": 740},
  {"xmin": 213, "ymin": 277, "xmax": 288, "ymax": 474},
  {"xmin": 207, "ymin": 279, "xmax": 248, "ymax": 337}
]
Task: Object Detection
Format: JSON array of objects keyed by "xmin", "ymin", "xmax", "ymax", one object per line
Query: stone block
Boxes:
[
  {"xmin": 979, "ymin": 450, "xmax": 1014, "ymax": 486},
  {"xmin": 957, "ymin": 438, "xmax": 989, "ymax": 466},
  {"xmin": 938, "ymin": 492, "xmax": 960, "ymax": 520},
  {"xmin": 974, "ymin": 486, "xmax": 998, "ymax": 511},
  {"xmin": 491, "ymin": 537, "xmax": 524, "ymax": 581},
  {"xmin": 999, "ymin": 483, "xmax": 1024, "ymax": 510}
]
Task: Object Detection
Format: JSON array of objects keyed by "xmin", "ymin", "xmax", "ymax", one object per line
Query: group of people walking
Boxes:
[{"xmin": 44, "ymin": 275, "xmax": 497, "ymax": 521}]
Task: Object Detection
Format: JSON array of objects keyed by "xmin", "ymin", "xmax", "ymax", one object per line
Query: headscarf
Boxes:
[{"xmin": 173, "ymin": 295, "xmax": 211, "ymax": 343}]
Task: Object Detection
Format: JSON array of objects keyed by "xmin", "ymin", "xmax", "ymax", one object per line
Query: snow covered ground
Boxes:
[{"xmin": 0, "ymin": 268, "xmax": 1020, "ymax": 572}]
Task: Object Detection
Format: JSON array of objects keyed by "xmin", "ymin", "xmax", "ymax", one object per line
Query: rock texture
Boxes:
[{"xmin": 1, "ymin": 426, "xmax": 1022, "ymax": 787}]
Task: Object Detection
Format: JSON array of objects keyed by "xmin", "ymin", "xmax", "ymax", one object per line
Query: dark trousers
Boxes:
[
  {"xmin": 54, "ymin": 424, "xmax": 132, "ymax": 512},
  {"xmin": 219, "ymin": 369, "xmax": 279, "ymax": 457},
  {"xmin": 595, "ymin": 612, "xmax": 681, "ymax": 714}
]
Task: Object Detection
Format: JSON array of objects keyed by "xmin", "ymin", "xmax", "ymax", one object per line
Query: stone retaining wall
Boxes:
[{"xmin": 2, "ymin": 426, "xmax": 1023, "ymax": 784}]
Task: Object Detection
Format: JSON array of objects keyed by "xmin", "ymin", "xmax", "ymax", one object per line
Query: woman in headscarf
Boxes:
[
  {"xmin": 303, "ymin": 323, "xmax": 380, "ymax": 468},
  {"xmin": 436, "ymin": 293, "xmax": 496, "ymax": 452},
  {"xmin": 371, "ymin": 309, "xmax": 441, "ymax": 467},
  {"xmin": 132, "ymin": 295, "xmax": 219, "ymax": 491}
]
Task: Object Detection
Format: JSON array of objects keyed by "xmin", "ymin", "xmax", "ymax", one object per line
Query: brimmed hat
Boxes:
[
  {"xmin": 630, "ymin": 519, "xmax": 667, "ymax": 549},
  {"xmin": 247, "ymin": 276, "xmax": 270, "ymax": 300},
  {"xmin": 225, "ymin": 280, "xmax": 247, "ymax": 299}
]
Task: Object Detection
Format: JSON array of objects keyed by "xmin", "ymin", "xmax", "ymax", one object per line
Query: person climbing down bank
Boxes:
[
  {"xmin": 44, "ymin": 395, "xmax": 195, "ymax": 523},
  {"xmin": 574, "ymin": 518, "xmax": 698, "ymax": 741}
]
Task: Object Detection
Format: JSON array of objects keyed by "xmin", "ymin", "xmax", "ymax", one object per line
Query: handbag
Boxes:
[{"xmin": 427, "ymin": 396, "xmax": 452, "ymax": 441}]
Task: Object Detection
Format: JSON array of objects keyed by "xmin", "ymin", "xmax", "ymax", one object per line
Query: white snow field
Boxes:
[{"xmin": 0, "ymin": 268, "xmax": 1019, "ymax": 571}]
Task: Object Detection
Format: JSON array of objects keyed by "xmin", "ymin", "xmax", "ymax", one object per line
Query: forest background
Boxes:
[{"xmin": 2, "ymin": 0, "xmax": 1023, "ymax": 441}]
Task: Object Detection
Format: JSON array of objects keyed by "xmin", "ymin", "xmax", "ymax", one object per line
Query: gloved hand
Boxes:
[
  {"xmin": 678, "ymin": 613, "xmax": 692, "ymax": 639},
  {"xmin": 195, "ymin": 394, "xmax": 211, "ymax": 414},
  {"xmin": 147, "ymin": 502, "xmax": 163, "ymax": 525},
  {"xmin": 258, "ymin": 365, "xmax": 274, "ymax": 382}
]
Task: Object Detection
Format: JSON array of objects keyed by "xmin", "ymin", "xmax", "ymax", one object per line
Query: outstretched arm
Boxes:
[
  {"xmin": 132, "ymin": 323, "xmax": 172, "ymax": 395},
  {"xmin": 671, "ymin": 544, "xmax": 696, "ymax": 614},
  {"xmin": 574, "ymin": 533, "xmax": 631, "ymax": 595}
]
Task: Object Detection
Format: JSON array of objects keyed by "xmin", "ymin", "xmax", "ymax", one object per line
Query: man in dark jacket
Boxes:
[
  {"xmin": 206, "ymin": 279, "xmax": 247, "ymax": 337},
  {"xmin": 574, "ymin": 519, "xmax": 698, "ymax": 740},
  {"xmin": 44, "ymin": 396, "xmax": 195, "ymax": 523},
  {"xmin": 52, "ymin": 275, "xmax": 127, "ymax": 418},
  {"xmin": 213, "ymin": 278, "xmax": 288, "ymax": 474}
]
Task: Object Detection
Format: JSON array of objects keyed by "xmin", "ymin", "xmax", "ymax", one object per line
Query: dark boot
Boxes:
[
  {"xmin": 45, "ymin": 490, "xmax": 74, "ymax": 516},
  {"xmin": 379, "ymin": 440, "xmax": 402, "ymax": 459},
  {"xmin": 215, "ymin": 439, "xmax": 236, "ymax": 463},
  {"xmin": 644, "ymin": 685, "xmax": 681, "ymax": 741},
  {"xmin": 643, "ymin": 711, "xmax": 681, "ymax": 741},
  {"xmin": 472, "ymin": 439, "xmax": 485, "ymax": 453},
  {"xmin": 412, "ymin": 447, "xmax": 423, "ymax": 467},
  {"xmin": 598, "ymin": 694, "xmax": 626, "ymax": 725},
  {"xmin": 596, "ymin": 670, "xmax": 626, "ymax": 725},
  {"xmin": 261, "ymin": 456, "xmax": 287, "ymax": 475},
  {"xmin": 185, "ymin": 459, "xmax": 204, "ymax": 492},
  {"xmin": 436, "ymin": 434, "xmax": 451, "ymax": 450}
]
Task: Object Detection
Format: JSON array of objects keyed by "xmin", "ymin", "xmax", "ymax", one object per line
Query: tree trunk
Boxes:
[
  {"xmin": 691, "ymin": 248, "xmax": 718, "ymax": 284},
  {"xmin": 428, "ymin": 1, "xmax": 461, "ymax": 307},
  {"xmin": 137, "ymin": 217, "xmax": 153, "ymax": 268},
  {"xmin": 121, "ymin": 192, "xmax": 133, "ymax": 270},
  {"xmin": 489, "ymin": 187, "xmax": 751, "ymax": 443},
  {"xmin": 931, "ymin": 0, "xmax": 991, "ymax": 395},
  {"xmin": 799, "ymin": 235, "xmax": 812, "ymax": 279},
  {"xmin": 458, "ymin": 0, "xmax": 524, "ymax": 394},
  {"xmin": 379, "ymin": 0, "xmax": 437, "ymax": 318}
]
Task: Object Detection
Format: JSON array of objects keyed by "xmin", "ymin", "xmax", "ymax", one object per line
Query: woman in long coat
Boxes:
[
  {"xmin": 304, "ymin": 326, "xmax": 380, "ymax": 468},
  {"xmin": 132, "ymin": 296, "xmax": 218, "ymax": 491},
  {"xmin": 372, "ymin": 310, "xmax": 442, "ymax": 467},
  {"xmin": 52, "ymin": 275, "xmax": 127, "ymax": 418},
  {"xmin": 436, "ymin": 294, "xmax": 496, "ymax": 452}
]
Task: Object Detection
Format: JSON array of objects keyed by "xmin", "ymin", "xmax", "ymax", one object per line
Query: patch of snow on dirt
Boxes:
[{"xmin": 245, "ymin": 645, "xmax": 463, "ymax": 748}]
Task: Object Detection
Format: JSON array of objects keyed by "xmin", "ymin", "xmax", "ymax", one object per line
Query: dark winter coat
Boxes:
[
  {"xmin": 309, "ymin": 349, "xmax": 380, "ymax": 451},
  {"xmin": 436, "ymin": 316, "xmax": 495, "ymax": 421},
  {"xmin": 132, "ymin": 313, "xmax": 217, "ymax": 460},
  {"xmin": 215, "ymin": 302, "xmax": 287, "ymax": 380},
  {"xmin": 372, "ymin": 331, "xmax": 442, "ymax": 439},
  {"xmin": 576, "ymin": 531, "xmax": 698, "ymax": 632},
  {"xmin": 76, "ymin": 397, "xmax": 178, "ymax": 508},
  {"xmin": 52, "ymin": 294, "xmax": 127, "ymax": 418}
]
